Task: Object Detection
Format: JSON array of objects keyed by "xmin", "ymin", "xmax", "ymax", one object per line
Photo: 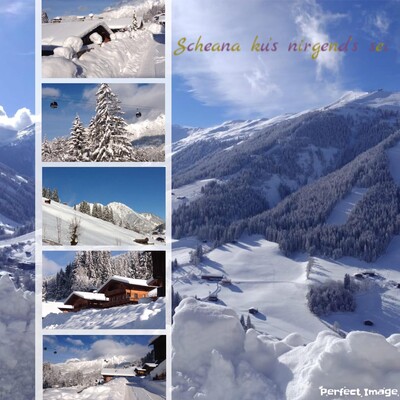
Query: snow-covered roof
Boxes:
[
  {"xmin": 42, "ymin": 21, "xmax": 113, "ymax": 46},
  {"xmin": 144, "ymin": 363, "xmax": 158, "ymax": 368},
  {"xmin": 102, "ymin": 17, "xmax": 142, "ymax": 30},
  {"xmin": 147, "ymin": 288, "xmax": 158, "ymax": 297},
  {"xmin": 58, "ymin": 304, "xmax": 74, "ymax": 309},
  {"xmin": 64, "ymin": 291, "xmax": 109, "ymax": 304},
  {"xmin": 101, "ymin": 368, "xmax": 136, "ymax": 377},
  {"xmin": 97, "ymin": 275, "xmax": 154, "ymax": 293}
]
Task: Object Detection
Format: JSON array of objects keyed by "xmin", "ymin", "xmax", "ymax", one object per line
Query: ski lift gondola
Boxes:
[
  {"xmin": 50, "ymin": 101, "xmax": 58, "ymax": 109},
  {"xmin": 135, "ymin": 108, "xmax": 142, "ymax": 118},
  {"xmin": 53, "ymin": 351, "xmax": 57, "ymax": 354}
]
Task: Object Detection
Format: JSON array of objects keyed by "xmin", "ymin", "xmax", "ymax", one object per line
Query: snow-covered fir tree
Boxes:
[
  {"xmin": 90, "ymin": 84, "xmax": 134, "ymax": 162},
  {"xmin": 67, "ymin": 115, "xmax": 87, "ymax": 161},
  {"xmin": 130, "ymin": 12, "xmax": 139, "ymax": 31}
]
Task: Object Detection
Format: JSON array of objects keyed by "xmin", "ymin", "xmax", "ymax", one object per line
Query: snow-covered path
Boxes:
[{"xmin": 126, "ymin": 385, "xmax": 163, "ymax": 400}]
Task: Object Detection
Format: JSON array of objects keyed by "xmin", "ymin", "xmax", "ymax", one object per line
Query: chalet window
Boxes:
[{"xmin": 134, "ymin": 293, "xmax": 138, "ymax": 299}]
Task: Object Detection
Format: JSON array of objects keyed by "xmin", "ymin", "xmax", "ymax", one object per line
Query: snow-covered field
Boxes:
[
  {"xmin": 173, "ymin": 235, "xmax": 400, "ymax": 341},
  {"xmin": 43, "ymin": 298, "xmax": 165, "ymax": 329},
  {"xmin": 42, "ymin": 200, "xmax": 163, "ymax": 246},
  {"xmin": 172, "ymin": 179, "xmax": 217, "ymax": 211},
  {"xmin": 0, "ymin": 275, "xmax": 34, "ymax": 400},
  {"xmin": 44, "ymin": 377, "xmax": 165, "ymax": 400},
  {"xmin": 172, "ymin": 297, "xmax": 400, "ymax": 400}
]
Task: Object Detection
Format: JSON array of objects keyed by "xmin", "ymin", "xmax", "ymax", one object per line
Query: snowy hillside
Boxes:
[
  {"xmin": 173, "ymin": 236, "xmax": 400, "ymax": 340},
  {"xmin": 0, "ymin": 275, "xmax": 34, "ymax": 400},
  {"xmin": 43, "ymin": 298, "xmax": 165, "ymax": 329},
  {"xmin": 172, "ymin": 297, "xmax": 400, "ymax": 400},
  {"xmin": 42, "ymin": 199, "xmax": 164, "ymax": 246}
]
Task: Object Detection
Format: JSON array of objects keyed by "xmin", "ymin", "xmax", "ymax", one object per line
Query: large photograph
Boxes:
[{"xmin": 172, "ymin": 1, "xmax": 400, "ymax": 399}]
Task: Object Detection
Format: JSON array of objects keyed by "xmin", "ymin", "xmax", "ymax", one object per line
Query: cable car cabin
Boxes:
[
  {"xmin": 50, "ymin": 102, "xmax": 58, "ymax": 109},
  {"xmin": 136, "ymin": 110, "xmax": 142, "ymax": 118}
]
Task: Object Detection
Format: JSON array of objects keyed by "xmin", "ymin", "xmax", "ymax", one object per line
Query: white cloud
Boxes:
[
  {"xmin": 66, "ymin": 338, "xmax": 84, "ymax": 347},
  {"xmin": 363, "ymin": 11, "xmax": 391, "ymax": 38},
  {"xmin": 43, "ymin": 87, "xmax": 61, "ymax": 98},
  {"xmin": 173, "ymin": 0, "xmax": 347, "ymax": 119},
  {"xmin": 0, "ymin": 107, "xmax": 36, "ymax": 131},
  {"xmin": 84, "ymin": 339, "xmax": 148, "ymax": 361},
  {"xmin": 42, "ymin": 255, "xmax": 63, "ymax": 276},
  {"xmin": 0, "ymin": 0, "xmax": 33, "ymax": 16},
  {"xmin": 82, "ymin": 84, "xmax": 165, "ymax": 122}
]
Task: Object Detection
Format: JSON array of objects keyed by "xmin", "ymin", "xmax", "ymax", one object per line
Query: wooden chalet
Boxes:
[
  {"xmin": 59, "ymin": 275, "xmax": 157, "ymax": 312},
  {"xmin": 61, "ymin": 291, "xmax": 109, "ymax": 312},
  {"xmin": 97, "ymin": 276, "xmax": 156, "ymax": 307}
]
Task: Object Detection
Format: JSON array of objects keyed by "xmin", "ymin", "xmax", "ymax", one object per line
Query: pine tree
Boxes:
[
  {"xmin": 89, "ymin": 84, "xmax": 133, "ymax": 162},
  {"xmin": 130, "ymin": 12, "xmax": 139, "ymax": 31},
  {"xmin": 51, "ymin": 188, "xmax": 60, "ymax": 202},
  {"xmin": 246, "ymin": 315, "xmax": 254, "ymax": 330},
  {"xmin": 42, "ymin": 136, "xmax": 51, "ymax": 160},
  {"xmin": 67, "ymin": 115, "xmax": 87, "ymax": 161}
]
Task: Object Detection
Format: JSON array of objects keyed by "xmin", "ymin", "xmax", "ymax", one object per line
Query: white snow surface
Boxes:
[
  {"xmin": 66, "ymin": 291, "xmax": 108, "ymax": 302},
  {"xmin": 387, "ymin": 140, "xmax": 400, "ymax": 185},
  {"xmin": 44, "ymin": 377, "xmax": 165, "ymax": 400},
  {"xmin": 172, "ymin": 297, "xmax": 400, "ymax": 400},
  {"xmin": 43, "ymin": 298, "xmax": 165, "ymax": 329},
  {"xmin": 326, "ymin": 187, "xmax": 368, "ymax": 225},
  {"xmin": 172, "ymin": 179, "xmax": 218, "ymax": 210},
  {"xmin": 0, "ymin": 275, "xmax": 34, "ymax": 400},
  {"xmin": 42, "ymin": 199, "xmax": 162, "ymax": 246}
]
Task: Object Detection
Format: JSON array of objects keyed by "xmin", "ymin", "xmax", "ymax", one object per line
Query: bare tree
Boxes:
[{"xmin": 69, "ymin": 217, "xmax": 81, "ymax": 246}]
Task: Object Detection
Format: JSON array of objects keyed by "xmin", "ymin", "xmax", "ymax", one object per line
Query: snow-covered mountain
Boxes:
[
  {"xmin": 173, "ymin": 90, "xmax": 400, "ymax": 261},
  {"xmin": 76, "ymin": 201, "xmax": 164, "ymax": 234}
]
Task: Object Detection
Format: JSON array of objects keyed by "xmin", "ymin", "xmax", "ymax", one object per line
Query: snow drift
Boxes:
[
  {"xmin": 0, "ymin": 275, "xmax": 34, "ymax": 400},
  {"xmin": 172, "ymin": 298, "xmax": 400, "ymax": 400}
]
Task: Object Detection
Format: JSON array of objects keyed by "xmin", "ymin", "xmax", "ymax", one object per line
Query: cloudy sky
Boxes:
[
  {"xmin": 0, "ymin": 0, "xmax": 35, "ymax": 131},
  {"xmin": 43, "ymin": 335, "xmax": 151, "ymax": 364},
  {"xmin": 173, "ymin": 0, "xmax": 400, "ymax": 127},
  {"xmin": 42, "ymin": 84, "xmax": 165, "ymax": 140}
]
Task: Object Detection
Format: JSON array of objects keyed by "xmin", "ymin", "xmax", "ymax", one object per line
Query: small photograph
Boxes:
[
  {"xmin": 43, "ymin": 335, "xmax": 166, "ymax": 399},
  {"xmin": 42, "ymin": 83, "xmax": 165, "ymax": 162},
  {"xmin": 42, "ymin": 250, "xmax": 165, "ymax": 329},
  {"xmin": 42, "ymin": 0, "xmax": 165, "ymax": 78},
  {"xmin": 42, "ymin": 167, "xmax": 166, "ymax": 246}
]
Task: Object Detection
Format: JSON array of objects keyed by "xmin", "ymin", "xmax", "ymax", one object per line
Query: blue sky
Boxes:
[
  {"xmin": 173, "ymin": 0, "xmax": 400, "ymax": 127},
  {"xmin": 42, "ymin": 167, "xmax": 165, "ymax": 219},
  {"xmin": 43, "ymin": 250, "xmax": 132, "ymax": 276},
  {"xmin": 0, "ymin": 0, "xmax": 34, "ymax": 129},
  {"xmin": 43, "ymin": 335, "xmax": 152, "ymax": 364},
  {"xmin": 43, "ymin": 84, "xmax": 165, "ymax": 140},
  {"xmin": 43, "ymin": 0, "xmax": 123, "ymax": 19}
]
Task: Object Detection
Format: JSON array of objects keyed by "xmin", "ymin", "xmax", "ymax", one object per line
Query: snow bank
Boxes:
[
  {"xmin": 172, "ymin": 298, "xmax": 400, "ymax": 400},
  {"xmin": 89, "ymin": 32, "xmax": 102, "ymax": 45},
  {"xmin": 43, "ymin": 298, "xmax": 165, "ymax": 329},
  {"xmin": 42, "ymin": 57, "xmax": 79, "ymax": 78},
  {"xmin": 172, "ymin": 298, "xmax": 281, "ymax": 400},
  {"xmin": 0, "ymin": 275, "xmax": 34, "ymax": 400},
  {"xmin": 63, "ymin": 36, "xmax": 83, "ymax": 53},
  {"xmin": 53, "ymin": 46, "xmax": 76, "ymax": 60}
]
